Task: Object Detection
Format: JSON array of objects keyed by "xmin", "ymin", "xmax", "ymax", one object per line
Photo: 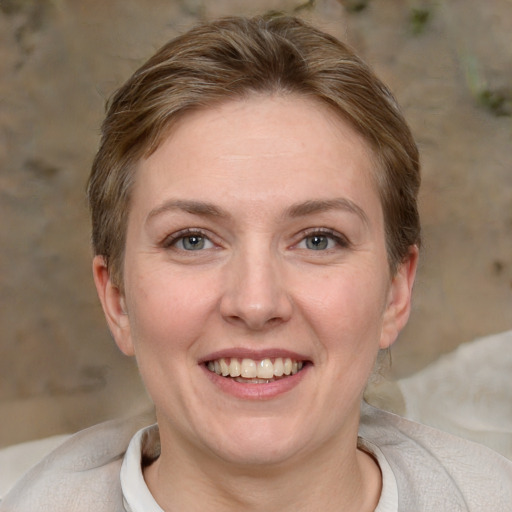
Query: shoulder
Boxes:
[
  {"xmin": 0, "ymin": 411, "xmax": 155, "ymax": 512},
  {"xmin": 360, "ymin": 403, "xmax": 512, "ymax": 511}
]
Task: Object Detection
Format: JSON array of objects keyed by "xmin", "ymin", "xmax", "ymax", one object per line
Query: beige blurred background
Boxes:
[{"xmin": 1, "ymin": 0, "xmax": 511, "ymax": 448}]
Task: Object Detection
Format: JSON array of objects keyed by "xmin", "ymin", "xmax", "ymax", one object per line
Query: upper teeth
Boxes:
[{"xmin": 207, "ymin": 357, "xmax": 303, "ymax": 379}]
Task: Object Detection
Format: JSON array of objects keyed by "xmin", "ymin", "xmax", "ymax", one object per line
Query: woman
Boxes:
[{"xmin": 2, "ymin": 14, "xmax": 511, "ymax": 512}]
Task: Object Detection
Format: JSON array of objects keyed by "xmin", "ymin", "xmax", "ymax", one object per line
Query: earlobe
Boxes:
[
  {"xmin": 92, "ymin": 255, "xmax": 135, "ymax": 356},
  {"xmin": 379, "ymin": 246, "xmax": 419, "ymax": 350}
]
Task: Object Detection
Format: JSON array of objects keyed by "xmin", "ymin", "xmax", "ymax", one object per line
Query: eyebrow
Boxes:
[
  {"xmin": 285, "ymin": 198, "xmax": 369, "ymax": 226},
  {"xmin": 146, "ymin": 197, "xmax": 369, "ymax": 225},
  {"xmin": 146, "ymin": 199, "xmax": 229, "ymax": 224}
]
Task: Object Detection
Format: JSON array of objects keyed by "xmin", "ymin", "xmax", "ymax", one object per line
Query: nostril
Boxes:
[
  {"xmin": 223, "ymin": 312, "xmax": 288, "ymax": 331},
  {"xmin": 219, "ymin": 260, "xmax": 293, "ymax": 329}
]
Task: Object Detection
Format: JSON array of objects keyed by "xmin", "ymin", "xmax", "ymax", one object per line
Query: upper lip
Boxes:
[{"xmin": 198, "ymin": 348, "xmax": 311, "ymax": 364}]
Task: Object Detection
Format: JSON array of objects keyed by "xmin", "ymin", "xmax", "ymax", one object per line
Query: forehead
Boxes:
[{"xmin": 132, "ymin": 94, "xmax": 381, "ymax": 220}]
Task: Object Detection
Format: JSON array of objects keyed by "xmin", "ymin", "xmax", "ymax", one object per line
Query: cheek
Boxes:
[
  {"xmin": 125, "ymin": 266, "xmax": 219, "ymax": 354},
  {"xmin": 295, "ymin": 267, "xmax": 389, "ymax": 353},
  {"xmin": 122, "ymin": 269, "xmax": 220, "ymax": 413}
]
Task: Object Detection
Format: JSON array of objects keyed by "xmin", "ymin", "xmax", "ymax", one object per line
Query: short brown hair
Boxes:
[{"xmin": 87, "ymin": 14, "xmax": 420, "ymax": 287}]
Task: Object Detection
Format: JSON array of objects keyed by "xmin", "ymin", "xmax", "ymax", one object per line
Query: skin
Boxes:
[{"xmin": 94, "ymin": 94, "xmax": 418, "ymax": 512}]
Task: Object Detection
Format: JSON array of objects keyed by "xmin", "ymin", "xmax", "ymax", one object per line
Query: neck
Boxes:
[{"xmin": 143, "ymin": 420, "xmax": 381, "ymax": 512}]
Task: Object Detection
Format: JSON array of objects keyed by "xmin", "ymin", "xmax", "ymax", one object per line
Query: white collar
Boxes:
[
  {"xmin": 121, "ymin": 426, "xmax": 163, "ymax": 512},
  {"xmin": 121, "ymin": 425, "xmax": 398, "ymax": 512},
  {"xmin": 358, "ymin": 436, "xmax": 399, "ymax": 512}
]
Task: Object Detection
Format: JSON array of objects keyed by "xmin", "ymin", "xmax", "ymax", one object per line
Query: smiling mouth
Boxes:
[{"xmin": 206, "ymin": 357, "xmax": 305, "ymax": 383}]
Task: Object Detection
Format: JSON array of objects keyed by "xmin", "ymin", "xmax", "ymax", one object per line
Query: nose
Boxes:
[{"xmin": 219, "ymin": 244, "xmax": 293, "ymax": 331}]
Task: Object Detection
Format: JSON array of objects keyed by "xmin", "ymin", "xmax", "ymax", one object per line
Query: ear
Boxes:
[
  {"xmin": 92, "ymin": 255, "xmax": 135, "ymax": 356},
  {"xmin": 379, "ymin": 246, "xmax": 419, "ymax": 350}
]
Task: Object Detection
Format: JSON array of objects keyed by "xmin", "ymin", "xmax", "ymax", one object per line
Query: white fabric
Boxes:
[
  {"xmin": 121, "ymin": 426, "xmax": 163, "ymax": 512},
  {"xmin": 359, "ymin": 404, "xmax": 512, "ymax": 511},
  {"xmin": 358, "ymin": 438, "xmax": 398, "ymax": 512},
  {"xmin": 0, "ymin": 411, "xmax": 155, "ymax": 512},
  {"xmin": 0, "ymin": 434, "xmax": 70, "ymax": 502},
  {"xmin": 397, "ymin": 330, "xmax": 512, "ymax": 459}
]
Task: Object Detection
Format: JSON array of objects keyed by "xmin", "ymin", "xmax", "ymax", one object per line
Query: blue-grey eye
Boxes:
[
  {"xmin": 306, "ymin": 235, "xmax": 329, "ymax": 250},
  {"xmin": 296, "ymin": 231, "xmax": 347, "ymax": 251},
  {"xmin": 183, "ymin": 235, "xmax": 204, "ymax": 250},
  {"xmin": 178, "ymin": 234, "xmax": 213, "ymax": 250}
]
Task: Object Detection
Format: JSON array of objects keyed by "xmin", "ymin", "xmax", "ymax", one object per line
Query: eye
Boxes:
[
  {"xmin": 296, "ymin": 230, "xmax": 348, "ymax": 251},
  {"xmin": 164, "ymin": 230, "xmax": 215, "ymax": 251},
  {"xmin": 178, "ymin": 234, "xmax": 213, "ymax": 251},
  {"xmin": 308, "ymin": 235, "xmax": 333, "ymax": 250}
]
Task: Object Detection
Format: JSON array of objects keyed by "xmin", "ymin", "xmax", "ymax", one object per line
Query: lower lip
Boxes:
[{"xmin": 202, "ymin": 365, "xmax": 309, "ymax": 400}]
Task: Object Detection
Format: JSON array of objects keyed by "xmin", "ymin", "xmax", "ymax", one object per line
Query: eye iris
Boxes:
[
  {"xmin": 182, "ymin": 235, "xmax": 205, "ymax": 250},
  {"xmin": 306, "ymin": 235, "xmax": 329, "ymax": 250}
]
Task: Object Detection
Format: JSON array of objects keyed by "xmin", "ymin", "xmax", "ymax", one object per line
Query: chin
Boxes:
[{"xmin": 199, "ymin": 417, "xmax": 314, "ymax": 467}]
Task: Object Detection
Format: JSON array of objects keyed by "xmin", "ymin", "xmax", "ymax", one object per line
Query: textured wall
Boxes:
[{"xmin": 1, "ymin": 0, "xmax": 511, "ymax": 446}]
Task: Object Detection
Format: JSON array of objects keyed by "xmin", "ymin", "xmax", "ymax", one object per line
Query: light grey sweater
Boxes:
[{"xmin": 2, "ymin": 404, "xmax": 511, "ymax": 511}]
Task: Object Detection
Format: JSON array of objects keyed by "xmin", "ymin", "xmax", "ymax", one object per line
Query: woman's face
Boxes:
[{"xmin": 95, "ymin": 95, "xmax": 416, "ymax": 467}]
